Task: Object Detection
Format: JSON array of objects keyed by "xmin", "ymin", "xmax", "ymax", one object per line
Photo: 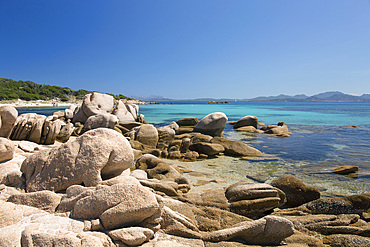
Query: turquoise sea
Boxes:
[{"xmin": 18, "ymin": 102, "xmax": 370, "ymax": 197}]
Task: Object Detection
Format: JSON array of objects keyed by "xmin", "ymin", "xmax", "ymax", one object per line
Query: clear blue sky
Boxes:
[{"xmin": 1, "ymin": 0, "xmax": 370, "ymax": 99}]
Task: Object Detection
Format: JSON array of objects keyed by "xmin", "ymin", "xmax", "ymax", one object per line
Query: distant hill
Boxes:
[
  {"xmin": 0, "ymin": 78, "xmax": 132, "ymax": 102},
  {"xmin": 248, "ymin": 91, "xmax": 370, "ymax": 102}
]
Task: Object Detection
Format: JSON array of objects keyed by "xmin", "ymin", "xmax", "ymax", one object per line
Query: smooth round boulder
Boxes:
[
  {"xmin": 270, "ymin": 175, "xmax": 321, "ymax": 207},
  {"xmin": 0, "ymin": 137, "xmax": 15, "ymax": 162},
  {"xmin": 233, "ymin": 115, "xmax": 258, "ymax": 129},
  {"xmin": 0, "ymin": 106, "xmax": 18, "ymax": 138},
  {"xmin": 136, "ymin": 124, "xmax": 159, "ymax": 147},
  {"xmin": 193, "ymin": 112, "xmax": 228, "ymax": 137}
]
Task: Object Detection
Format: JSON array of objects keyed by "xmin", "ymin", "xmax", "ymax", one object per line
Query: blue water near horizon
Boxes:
[{"xmin": 17, "ymin": 102, "xmax": 370, "ymax": 196}]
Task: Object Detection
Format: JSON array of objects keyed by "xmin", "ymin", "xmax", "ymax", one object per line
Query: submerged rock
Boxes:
[
  {"xmin": 305, "ymin": 193, "xmax": 370, "ymax": 215},
  {"xmin": 331, "ymin": 165, "xmax": 359, "ymax": 175}
]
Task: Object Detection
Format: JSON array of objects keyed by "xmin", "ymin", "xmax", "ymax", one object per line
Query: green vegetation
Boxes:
[{"xmin": 0, "ymin": 78, "xmax": 132, "ymax": 101}]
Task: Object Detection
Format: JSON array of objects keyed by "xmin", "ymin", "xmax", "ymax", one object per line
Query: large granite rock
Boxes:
[
  {"xmin": 7, "ymin": 190, "xmax": 61, "ymax": 213},
  {"xmin": 211, "ymin": 137, "xmax": 262, "ymax": 157},
  {"xmin": 0, "ymin": 106, "xmax": 18, "ymax": 138},
  {"xmin": 82, "ymin": 113, "xmax": 118, "ymax": 133},
  {"xmin": 108, "ymin": 227, "xmax": 154, "ymax": 246},
  {"xmin": 270, "ymin": 175, "xmax": 321, "ymax": 207},
  {"xmin": 82, "ymin": 92, "xmax": 115, "ymax": 117},
  {"xmin": 56, "ymin": 122, "xmax": 74, "ymax": 142},
  {"xmin": 233, "ymin": 115, "xmax": 258, "ymax": 129},
  {"xmin": 136, "ymin": 124, "xmax": 159, "ymax": 147},
  {"xmin": 10, "ymin": 113, "xmax": 63, "ymax": 144},
  {"xmin": 11, "ymin": 113, "xmax": 45, "ymax": 143},
  {"xmin": 189, "ymin": 142, "xmax": 225, "ymax": 156},
  {"xmin": 157, "ymin": 126, "xmax": 176, "ymax": 143},
  {"xmin": 71, "ymin": 183, "xmax": 161, "ymax": 230},
  {"xmin": 177, "ymin": 117, "xmax": 199, "ymax": 127},
  {"xmin": 225, "ymin": 182, "xmax": 286, "ymax": 216},
  {"xmin": 261, "ymin": 122, "xmax": 291, "ymax": 137},
  {"xmin": 135, "ymin": 154, "xmax": 181, "ymax": 180},
  {"xmin": 0, "ymin": 201, "xmax": 89, "ymax": 247},
  {"xmin": 21, "ymin": 128, "xmax": 134, "ymax": 192},
  {"xmin": 0, "ymin": 137, "xmax": 15, "ymax": 162},
  {"xmin": 193, "ymin": 112, "xmax": 228, "ymax": 137},
  {"xmin": 113, "ymin": 100, "xmax": 136, "ymax": 122}
]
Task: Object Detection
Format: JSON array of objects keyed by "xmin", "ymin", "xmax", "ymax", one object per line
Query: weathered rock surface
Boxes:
[
  {"xmin": 71, "ymin": 183, "xmax": 161, "ymax": 230},
  {"xmin": 21, "ymin": 128, "xmax": 134, "ymax": 192},
  {"xmin": 56, "ymin": 122, "xmax": 74, "ymax": 142},
  {"xmin": 10, "ymin": 113, "xmax": 64, "ymax": 144},
  {"xmin": 270, "ymin": 175, "xmax": 321, "ymax": 207},
  {"xmin": 193, "ymin": 112, "xmax": 228, "ymax": 137},
  {"xmin": 0, "ymin": 201, "xmax": 89, "ymax": 247},
  {"xmin": 7, "ymin": 190, "xmax": 61, "ymax": 213},
  {"xmin": 135, "ymin": 154, "xmax": 181, "ymax": 180},
  {"xmin": 233, "ymin": 115, "xmax": 258, "ymax": 129},
  {"xmin": 82, "ymin": 92, "xmax": 115, "ymax": 118},
  {"xmin": 82, "ymin": 113, "xmax": 118, "ymax": 133},
  {"xmin": 108, "ymin": 227, "xmax": 154, "ymax": 246},
  {"xmin": 225, "ymin": 182, "xmax": 286, "ymax": 216},
  {"xmin": 0, "ymin": 137, "xmax": 15, "ymax": 162},
  {"xmin": 0, "ymin": 153, "xmax": 25, "ymax": 187},
  {"xmin": 113, "ymin": 100, "xmax": 136, "ymax": 122},
  {"xmin": 157, "ymin": 126, "xmax": 176, "ymax": 143},
  {"xmin": 0, "ymin": 106, "xmax": 18, "ymax": 138},
  {"xmin": 202, "ymin": 216, "xmax": 294, "ymax": 245},
  {"xmin": 211, "ymin": 137, "xmax": 262, "ymax": 157}
]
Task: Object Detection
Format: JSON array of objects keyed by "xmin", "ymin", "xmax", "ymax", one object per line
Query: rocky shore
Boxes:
[{"xmin": 0, "ymin": 92, "xmax": 369, "ymax": 246}]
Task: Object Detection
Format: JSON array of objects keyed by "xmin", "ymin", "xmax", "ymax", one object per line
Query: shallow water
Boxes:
[
  {"xmin": 17, "ymin": 102, "xmax": 370, "ymax": 197},
  {"xmin": 140, "ymin": 102, "xmax": 370, "ymax": 197}
]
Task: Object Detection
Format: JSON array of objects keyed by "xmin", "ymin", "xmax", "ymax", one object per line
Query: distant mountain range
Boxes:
[
  {"xmin": 141, "ymin": 91, "xmax": 370, "ymax": 102},
  {"xmin": 248, "ymin": 91, "xmax": 370, "ymax": 102}
]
